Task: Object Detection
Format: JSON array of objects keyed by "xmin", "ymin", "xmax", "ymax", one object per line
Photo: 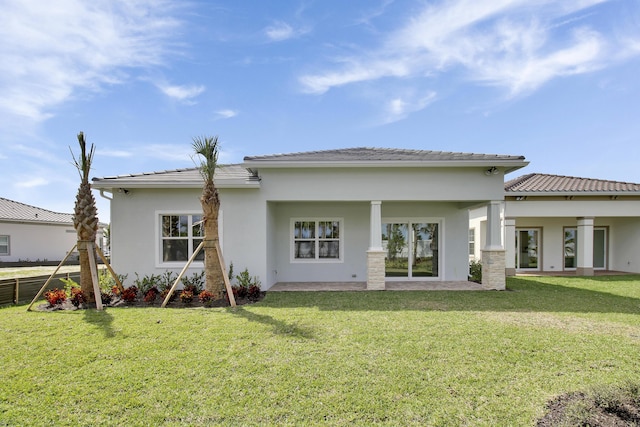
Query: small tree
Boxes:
[
  {"xmin": 70, "ymin": 132, "xmax": 99, "ymax": 303},
  {"xmin": 192, "ymin": 136, "xmax": 225, "ymax": 299}
]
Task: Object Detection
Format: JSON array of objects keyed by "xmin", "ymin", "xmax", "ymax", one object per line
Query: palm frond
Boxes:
[
  {"xmin": 70, "ymin": 132, "xmax": 95, "ymax": 182},
  {"xmin": 192, "ymin": 135, "xmax": 220, "ymax": 182}
]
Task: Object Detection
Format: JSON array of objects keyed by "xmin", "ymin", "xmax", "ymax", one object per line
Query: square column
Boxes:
[
  {"xmin": 576, "ymin": 217, "xmax": 594, "ymax": 276},
  {"xmin": 481, "ymin": 201, "xmax": 506, "ymax": 290},
  {"xmin": 367, "ymin": 201, "xmax": 386, "ymax": 290},
  {"xmin": 504, "ymin": 217, "xmax": 516, "ymax": 276}
]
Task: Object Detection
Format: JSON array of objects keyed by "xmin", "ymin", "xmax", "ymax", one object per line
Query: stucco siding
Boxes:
[
  {"xmin": 257, "ymin": 167, "xmax": 505, "ymax": 202},
  {"xmin": 0, "ymin": 222, "xmax": 76, "ymax": 262},
  {"xmin": 506, "ymin": 200, "xmax": 640, "ymax": 217},
  {"xmin": 609, "ymin": 218, "xmax": 640, "ymax": 273}
]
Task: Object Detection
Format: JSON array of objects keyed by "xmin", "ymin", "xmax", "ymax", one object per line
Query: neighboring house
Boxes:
[
  {"xmin": 469, "ymin": 173, "xmax": 640, "ymax": 275},
  {"xmin": 0, "ymin": 197, "xmax": 105, "ymax": 264},
  {"xmin": 92, "ymin": 147, "xmax": 529, "ymax": 290}
]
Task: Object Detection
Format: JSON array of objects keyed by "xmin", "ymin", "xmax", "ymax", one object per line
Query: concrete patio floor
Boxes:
[{"xmin": 269, "ymin": 281, "xmax": 486, "ymax": 291}]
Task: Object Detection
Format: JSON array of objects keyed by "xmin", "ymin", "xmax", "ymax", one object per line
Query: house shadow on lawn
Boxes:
[
  {"xmin": 258, "ymin": 276, "xmax": 640, "ymax": 316},
  {"xmin": 230, "ymin": 307, "xmax": 315, "ymax": 340},
  {"xmin": 83, "ymin": 308, "xmax": 116, "ymax": 338}
]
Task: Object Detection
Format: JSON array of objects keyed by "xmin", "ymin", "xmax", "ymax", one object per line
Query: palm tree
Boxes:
[
  {"xmin": 71, "ymin": 132, "xmax": 99, "ymax": 303},
  {"xmin": 192, "ymin": 135, "xmax": 225, "ymax": 299}
]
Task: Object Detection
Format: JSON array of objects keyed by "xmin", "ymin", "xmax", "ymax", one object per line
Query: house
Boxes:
[
  {"xmin": 469, "ymin": 173, "xmax": 640, "ymax": 275},
  {"xmin": 0, "ymin": 197, "xmax": 105, "ymax": 264},
  {"xmin": 92, "ymin": 147, "xmax": 529, "ymax": 290}
]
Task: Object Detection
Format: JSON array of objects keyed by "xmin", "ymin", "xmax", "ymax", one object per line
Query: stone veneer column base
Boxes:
[
  {"xmin": 481, "ymin": 249, "xmax": 506, "ymax": 290},
  {"xmin": 367, "ymin": 250, "xmax": 386, "ymax": 290},
  {"xmin": 505, "ymin": 267, "xmax": 516, "ymax": 277},
  {"xmin": 576, "ymin": 267, "xmax": 594, "ymax": 276}
]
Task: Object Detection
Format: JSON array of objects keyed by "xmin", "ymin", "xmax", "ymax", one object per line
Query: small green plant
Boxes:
[
  {"xmin": 134, "ymin": 272, "xmax": 161, "ymax": 295},
  {"xmin": 158, "ymin": 270, "xmax": 177, "ymax": 292},
  {"xmin": 43, "ymin": 288, "xmax": 67, "ymax": 307},
  {"xmin": 232, "ymin": 268, "xmax": 261, "ymax": 300},
  {"xmin": 469, "ymin": 260, "xmax": 482, "ymax": 283},
  {"xmin": 181, "ymin": 271, "xmax": 205, "ymax": 295},
  {"xmin": 99, "ymin": 269, "xmax": 127, "ymax": 294}
]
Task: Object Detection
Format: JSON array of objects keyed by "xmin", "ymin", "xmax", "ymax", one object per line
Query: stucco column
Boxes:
[
  {"xmin": 504, "ymin": 217, "xmax": 516, "ymax": 276},
  {"xmin": 367, "ymin": 201, "xmax": 385, "ymax": 290},
  {"xmin": 481, "ymin": 201, "xmax": 506, "ymax": 290},
  {"xmin": 576, "ymin": 217, "xmax": 594, "ymax": 276}
]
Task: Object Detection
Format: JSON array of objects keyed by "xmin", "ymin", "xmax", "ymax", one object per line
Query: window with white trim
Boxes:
[
  {"xmin": 160, "ymin": 214, "xmax": 204, "ymax": 263},
  {"xmin": 292, "ymin": 219, "xmax": 342, "ymax": 262},
  {"xmin": 468, "ymin": 228, "xmax": 475, "ymax": 256},
  {"xmin": 0, "ymin": 235, "xmax": 9, "ymax": 255}
]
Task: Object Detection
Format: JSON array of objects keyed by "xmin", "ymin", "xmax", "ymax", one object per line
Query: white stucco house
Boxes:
[
  {"xmin": 92, "ymin": 147, "xmax": 529, "ymax": 290},
  {"xmin": 469, "ymin": 173, "xmax": 640, "ymax": 276},
  {"xmin": 0, "ymin": 197, "xmax": 94, "ymax": 264}
]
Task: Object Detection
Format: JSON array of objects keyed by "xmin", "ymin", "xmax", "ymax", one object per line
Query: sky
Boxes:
[{"xmin": 1, "ymin": 0, "xmax": 639, "ymax": 223}]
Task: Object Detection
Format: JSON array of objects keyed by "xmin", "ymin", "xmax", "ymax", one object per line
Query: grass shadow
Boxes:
[
  {"xmin": 258, "ymin": 276, "xmax": 640, "ymax": 315},
  {"xmin": 83, "ymin": 308, "xmax": 116, "ymax": 338},
  {"xmin": 230, "ymin": 307, "xmax": 315, "ymax": 339}
]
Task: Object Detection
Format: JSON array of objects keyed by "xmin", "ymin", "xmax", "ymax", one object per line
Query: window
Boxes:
[
  {"xmin": 160, "ymin": 214, "xmax": 204, "ymax": 264},
  {"xmin": 563, "ymin": 227, "xmax": 607, "ymax": 270},
  {"xmin": 292, "ymin": 219, "xmax": 342, "ymax": 262},
  {"xmin": 468, "ymin": 229, "xmax": 475, "ymax": 256},
  {"xmin": 0, "ymin": 235, "xmax": 9, "ymax": 255}
]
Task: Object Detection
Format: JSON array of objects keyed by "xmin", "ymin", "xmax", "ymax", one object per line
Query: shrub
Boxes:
[
  {"xmin": 247, "ymin": 284, "xmax": 261, "ymax": 300},
  {"xmin": 233, "ymin": 268, "xmax": 261, "ymax": 300},
  {"xmin": 121, "ymin": 286, "xmax": 138, "ymax": 303},
  {"xmin": 134, "ymin": 273, "xmax": 161, "ymax": 295},
  {"xmin": 181, "ymin": 271, "xmax": 205, "ymax": 295},
  {"xmin": 179, "ymin": 290, "xmax": 194, "ymax": 304},
  {"xmin": 143, "ymin": 287, "xmax": 160, "ymax": 303},
  {"xmin": 198, "ymin": 290, "xmax": 214, "ymax": 305},
  {"xmin": 44, "ymin": 288, "xmax": 67, "ymax": 307},
  {"xmin": 99, "ymin": 269, "xmax": 127, "ymax": 294},
  {"xmin": 69, "ymin": 287, "xmax": 86, "ymax": 307},
  {"xmin": 157, "ymin": 271, "xmax": 177, "ymax": 292},
  {"xmin": 101, "ymin": 292, "xmax": 113, "ymax": 305},
  {"xmin": 160, "ymin": 288, "xmax": 176, "ymax": 303},
  {"xmin": 469, "ymin": 260, "xmax": 482, "ymax": 283}
]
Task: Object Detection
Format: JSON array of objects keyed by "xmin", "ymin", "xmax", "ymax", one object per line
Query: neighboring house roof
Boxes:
[
  {"xmin": 0, "ymin": 197, "xmax": 74, "ymax": 224},
  {"xmin": 505, "ymin": 173, "xmax": 640, "ymax": 195},
  {"xmin": 92, "ymin": 164, "xmax": 259, "ymax": 189},
  {"xmin": 244, "ymin": 147, "xmax": 527, "ymax": 172}
]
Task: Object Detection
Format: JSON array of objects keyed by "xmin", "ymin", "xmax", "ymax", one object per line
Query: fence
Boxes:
[{"xmin": 0, "ymin": 272, "xmax": 81, "ymax": 306}]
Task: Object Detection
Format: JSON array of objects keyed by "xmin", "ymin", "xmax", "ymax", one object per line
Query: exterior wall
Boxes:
[
  {"xmin": 0, "ymin": 221, "xmax": 77, "ymax": 263},
  {"xmin": 109, "ymin": 187, "xmax": 267, "ymax": 288},
  {"xmin": 609, "ymin": 218, "xmax": 640, "ymax": 273},
  {"xmin": 257, "ymin": 167, "xmax": 505, "ymax": 202}
]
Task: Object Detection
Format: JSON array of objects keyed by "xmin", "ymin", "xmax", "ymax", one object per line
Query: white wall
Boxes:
[
  {"xmin": 609, "ymin": 218, "xmax": 640, "ymax": 273},
  {"xmin": 0, "ymin": 221, "xmax": 77, "ymax": 263}
]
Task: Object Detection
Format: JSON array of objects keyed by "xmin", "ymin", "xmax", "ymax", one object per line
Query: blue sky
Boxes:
[{"xmin": 1, "ymin": 0, "xmax": 639, "ymax": 223}]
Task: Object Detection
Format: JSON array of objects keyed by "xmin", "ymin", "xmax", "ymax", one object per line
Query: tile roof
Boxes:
[
  {"xmin": 505, "ymin": 173, "xmax": 640, "ymax": 194},
  {"xmin": 92, "ymin": 164, "xmax": 257, "ymax": 188},
  {"xmin": 0, "ymin": 197, "xmax": 74, "ymax": 224},
  {"xmin": 244, "ymin": 147, "xmax": 526, "ymax": 163}
]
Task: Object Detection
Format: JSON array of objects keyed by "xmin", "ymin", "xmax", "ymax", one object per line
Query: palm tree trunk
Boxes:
[{"xmin": 201, "ymin": 183, "xmax": 224, "ymax": 298}]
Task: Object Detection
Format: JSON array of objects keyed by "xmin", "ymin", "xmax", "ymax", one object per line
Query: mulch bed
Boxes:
[
  {"xmin": 37, "ymin": 293, "xmax": 265, "ymax": 311},
  {"xmin": 537, "ymin": 390, "xmax": 640, "ymax": 426}
]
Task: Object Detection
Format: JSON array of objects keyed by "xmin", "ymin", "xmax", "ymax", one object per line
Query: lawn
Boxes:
[{"xmin": 1, "ymin": 275, "xmax": 640, "ymax": 426}]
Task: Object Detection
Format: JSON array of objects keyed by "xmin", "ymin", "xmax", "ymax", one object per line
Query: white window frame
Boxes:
[
  {"xmin": 468, "ymin": 228, "xmax": 476, "ymax": 257},
  {"xmin": 0, "ymin": 235, "xmax": 9, "ymax": 256},
  {"xmin": 155, "ymin": 211, "xmax": 205, "ymax": 268},
  {"xmin": 290, "ymin": 218, "xmax": 344, "ymax": 263}
]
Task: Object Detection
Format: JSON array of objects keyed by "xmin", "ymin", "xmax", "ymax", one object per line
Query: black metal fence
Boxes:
[{"xmin": 0, "ymin": 272, "xmax": 81, "ymax": 306}]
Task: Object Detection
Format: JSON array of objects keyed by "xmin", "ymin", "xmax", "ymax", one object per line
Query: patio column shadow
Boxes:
[
  {"xmin": 230, "ymin": 307, "xmax": 315, "ymax": 339},
  {"xmin": 83, "ymin": 308, "xmax": 116, "ymax": 338}
]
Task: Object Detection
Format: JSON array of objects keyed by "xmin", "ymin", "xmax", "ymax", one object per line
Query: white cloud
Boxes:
[
  {"xmin": 299, "ymin": 0, "xmax": 635, "ymax": 99},
  {"xmin": 15, "ymin": 177, "xmax": 48, "ymax": 188},
  {"xmin": 97, "ymin": 149, "xmax": 133, "ymax": 158},
  {"xmin": 0, "ymin": 0, "xmax": 182, "ymax": 124},
  {"xmin": 214, "ymin": 109, "xmax": 239, "ymax": 120},
  {"xmin": 383, "ymin": 91, "xmax": 437, "ymax": 124},
  {"xmin": 156, "ymin": 83, "xmax": 206, "ymax": 103},
  {"xmin": 264, "ymin": 21, "xmax": 309, "ymax": 42}
]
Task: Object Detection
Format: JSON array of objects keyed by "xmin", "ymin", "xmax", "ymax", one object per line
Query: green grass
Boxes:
[
  {"xmin": 1, "ymin": 275, "xmax": 640, "ymax": 426},
  {"xmin": 0, "ymin": 265, "xmax": 80, "ymax": 279}
]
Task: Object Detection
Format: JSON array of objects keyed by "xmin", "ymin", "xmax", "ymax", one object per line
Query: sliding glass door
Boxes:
[
  {"xmin": 382, "ymin": 221, "xmax": 439, "ymax": 278},
  {"xmin": 516, "ymin": 229, "xmax": 540, "ymax": 270},
  {"xmin": 564, "ymin": 227, "xmax": 607, "ymax": 270}
]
